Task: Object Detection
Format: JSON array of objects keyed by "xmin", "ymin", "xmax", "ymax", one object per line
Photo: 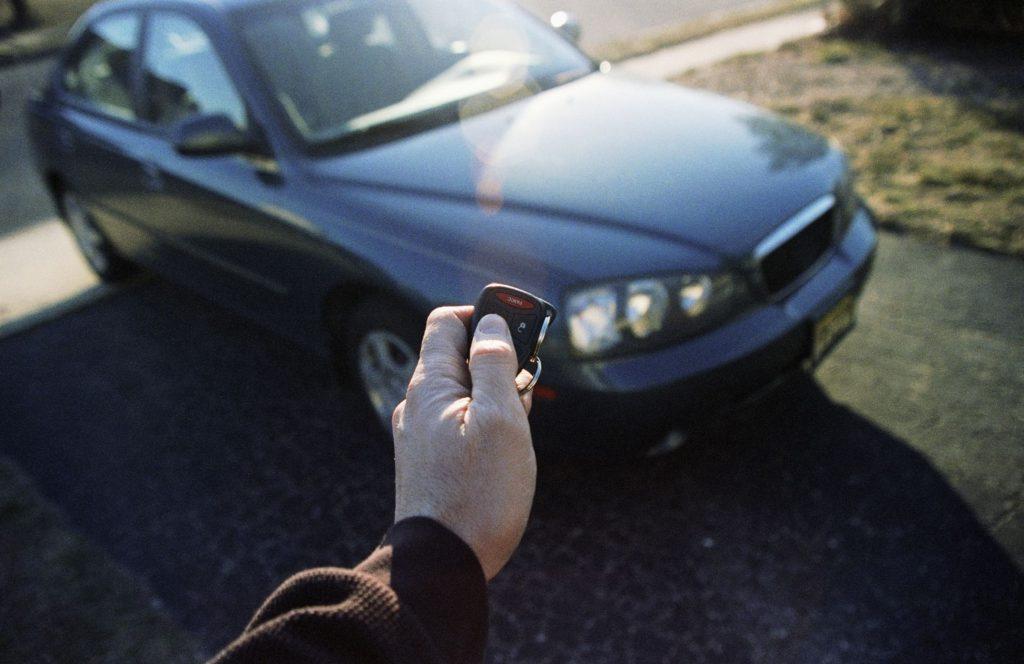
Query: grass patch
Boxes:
[
  {"xmin": 592, "ymin": 0, "xmax": 827, "ymax": 62},
  {"xmin": 0, "ymin": 0, "xmax": 98, "ymax": 64},
  {"xmin": 810, "ymin": 97, "xmax": 853, "ymax": 122},
  {"xmin": 818, "ymin": 39, "xmax": 855, "ymax": 63},
  {"xmin": 676, "ymin": 35, "xmax": 1024, "ymax": 257},
  {"xmin": 0, "ymin": 455, "xmax": 202, "ymax": 663},
  {"xmin": 0, "ymin": 0, "xmax": 95, "ymax": 27}
]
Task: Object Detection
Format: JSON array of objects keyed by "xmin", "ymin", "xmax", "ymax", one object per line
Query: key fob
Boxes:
[{"xmin": 470, "ymin": 284, "xmax": 557, "ymax": 373}]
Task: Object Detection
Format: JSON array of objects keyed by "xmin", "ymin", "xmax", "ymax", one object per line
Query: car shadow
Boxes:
[
  {"xmin": 0, "ymin": 279, "xmax": 1021, "ymax": 662},
  {"xmin": 491, "ymin": 375, "xmax": 1024, "ymax": 662}
]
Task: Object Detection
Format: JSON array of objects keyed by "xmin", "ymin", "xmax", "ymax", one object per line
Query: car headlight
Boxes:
[
  {"xmin": 567, "ymin": 286, "xmax": 621, "ymax": 355},
  {"xmin": 679, "ymin": 275, "xmax": 712, "ymax": 317},
  {"xmin": 566, "ymin": 272, "xmax": 751, "ymax": 357},
  {"xmin": 626, "ymin": 280, "xmax": 669, "ymax": 338}
]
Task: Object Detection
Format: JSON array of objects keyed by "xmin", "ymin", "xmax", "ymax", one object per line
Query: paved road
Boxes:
[{"xmin": 1, "ymin": 233, "xmax": 1022, "ymax": 661}]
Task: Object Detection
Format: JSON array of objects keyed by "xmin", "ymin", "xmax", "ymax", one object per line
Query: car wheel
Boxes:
[
  {"xmin": 59, "ymin": 189, "xmax": 134, "ymax": 281},
  {"xmin": 342, "ymin": 299, "xmax": 424, "ymax": 432}
]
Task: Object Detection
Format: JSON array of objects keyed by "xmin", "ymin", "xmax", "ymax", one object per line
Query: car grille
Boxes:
[{"xmin": 757, "ymin": 195, "xmax": 836, "ymax": 296}]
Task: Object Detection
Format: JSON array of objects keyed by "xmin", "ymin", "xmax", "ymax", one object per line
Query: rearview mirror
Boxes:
[
  {"xmin": 173, "ymin": 114, "xmax": 255, "ymax": 156},
  {"xmin": 550, "ymin": 10, "xmax": 582, "ymax": 44}
]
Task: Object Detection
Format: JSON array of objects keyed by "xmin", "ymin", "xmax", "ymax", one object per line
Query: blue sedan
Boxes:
[{"xmin": 28, "ymin": 0, "xmax": 876, "ymax": 454}]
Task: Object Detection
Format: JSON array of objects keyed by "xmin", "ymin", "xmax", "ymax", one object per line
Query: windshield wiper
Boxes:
[
  {"xmin": 313, "ymin": 66, "xmax": 595, "ymax": 154},
  {"xmin": 537, "ymin": 65, "xmax": 594, "ymax": 90},
  {"xmin": 316, "ymin": 104, "xmax": 460, "ymax": 152}
]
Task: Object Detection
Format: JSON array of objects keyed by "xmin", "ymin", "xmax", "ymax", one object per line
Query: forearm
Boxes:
[{"xmin": 210, "ymin": 518, "xmax": 488, "ymax": 664}]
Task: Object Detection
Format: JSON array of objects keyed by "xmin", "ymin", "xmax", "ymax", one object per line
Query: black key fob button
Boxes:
[
  {"xmin": 470, "ymin": 284, "xmax": 557, "ymax": 374},
  {"xmin": 510, "ymin": 315, "xmax": 535, "ymax": 343}
]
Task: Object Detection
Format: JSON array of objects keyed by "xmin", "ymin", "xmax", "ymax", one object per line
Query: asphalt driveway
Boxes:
[{"xmin": 1, "ymin": 232, "xmax": 1021, "ymax": 662}]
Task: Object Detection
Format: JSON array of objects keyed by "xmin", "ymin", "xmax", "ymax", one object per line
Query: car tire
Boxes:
[
  {"xmin": 58, "ymin": 188, "xmax": 135, "ymax": 281},
  {"xmin": 339, "ymin": 298, "xmax": 424, "ymax": 433}
]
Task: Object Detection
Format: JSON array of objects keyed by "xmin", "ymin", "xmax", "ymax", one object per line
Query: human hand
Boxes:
[{"xmin": 392, "ymin": 307, "xmax": 536, "ymax": 581}]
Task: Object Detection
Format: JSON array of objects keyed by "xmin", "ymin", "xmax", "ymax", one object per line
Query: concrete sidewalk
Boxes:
[
  {"xmin": 617, "ymin": 8, "xmax": 827, "ymax": 78},
  {"xmin": 0, "ymin": 6, "xmax": 828, "ymax": 339},
  {"xmin": 0, "ymin": 219, "xmax": 105, "ymax": 337}
]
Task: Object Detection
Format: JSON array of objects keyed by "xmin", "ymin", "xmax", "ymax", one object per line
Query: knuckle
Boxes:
[
  {"xmin": 426, "ymin": 308, "xmax": 448, "ymax": 327},
  {"xmin": 403, "ymin": 373, "xmax": 426, "ymax": 402},
  {"xmin": 406, "ymin": 371, "xmax": 425, "ymax": 392},
  {"xmin": 426, "ymin": 307, "xmax": 459, "ymax": 330},
  {"xmin": 391, "ymin": 400, "xmax": 406, "ymax": 431},
  {"xmin": 473, "ymin": 404, "xmax": 519, "ymax": 434},
  {"xmin": 471, "ymin": 404, "xmax": 503, "ymax": 430}
]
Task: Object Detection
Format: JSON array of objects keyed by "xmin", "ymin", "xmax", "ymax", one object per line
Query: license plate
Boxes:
[{"xmin": 813, "ymin": 295, "xmax": 856, "ymax": 362}]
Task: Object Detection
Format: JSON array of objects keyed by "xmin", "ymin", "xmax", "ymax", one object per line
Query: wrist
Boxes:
[
  {"xmin": 395, "ymin": 509, "xmax": 482, "ymax": 569},
  {"xmin": 371, "ymin": 517, "xmax": 490, "ymax": 664}
]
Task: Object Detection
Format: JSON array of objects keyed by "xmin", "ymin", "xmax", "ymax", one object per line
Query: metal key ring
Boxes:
[{"xmin": 516, "ymin": 358, "xmax": 540, "ymax": 393}]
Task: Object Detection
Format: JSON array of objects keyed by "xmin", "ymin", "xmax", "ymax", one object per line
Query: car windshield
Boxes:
[{"xmin": 238, "ymin": 0, "xmax": 594, "ymax": 148}]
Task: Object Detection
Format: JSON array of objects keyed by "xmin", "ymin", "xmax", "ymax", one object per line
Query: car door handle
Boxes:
[{"xmin": 142, "ymin": 162, "xmax": 164, "ymax": 191}]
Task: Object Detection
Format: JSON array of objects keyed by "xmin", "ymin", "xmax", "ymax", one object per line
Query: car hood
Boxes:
[{"xmin": 305, "ymin": 72, "xmax": 845, "ymax": 259}]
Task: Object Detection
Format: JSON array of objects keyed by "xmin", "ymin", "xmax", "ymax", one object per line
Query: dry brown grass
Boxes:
[{"xmin": 676, "ymin": 36, "xmax": 1024, "ymax": 257}]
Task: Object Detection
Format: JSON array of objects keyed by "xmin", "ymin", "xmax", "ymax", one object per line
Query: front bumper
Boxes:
[{"xmin": 531, "ymin": 208, "xmax": 878, "ymax": 453}]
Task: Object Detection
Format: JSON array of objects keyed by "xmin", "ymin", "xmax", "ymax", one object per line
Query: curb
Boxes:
[
  {"xmin": 592, "ymin": 0, "xmax": 828, "ymax": 63},
  {"xmin": 0, "ymin": 283, "xmax": 113, "ymax": 341},
  {"xmin": 0, "ymin": 219, "xmax": 108, "ymax": 340},
  {"xmin": 618, "ymin": 8, "xmax": 828, "ymax": 79}
]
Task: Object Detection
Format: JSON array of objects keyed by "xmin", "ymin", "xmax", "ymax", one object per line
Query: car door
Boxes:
[
  {"xmin": 131, "ymin": 9, "xmax": 323, "ymax": 340},
  {"xmin": 53, "ymin": 10, "xmax": 152, "ymax": 254}
]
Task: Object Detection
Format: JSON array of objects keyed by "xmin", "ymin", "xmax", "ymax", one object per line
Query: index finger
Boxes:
[{"xmin": 409, "ymin": 306, "xmax": 474, "ymax": 395}]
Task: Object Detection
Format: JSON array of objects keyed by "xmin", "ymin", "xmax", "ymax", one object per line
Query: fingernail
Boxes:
[{"xmin": 476, "ymin": 314, "xmax": 506, "ymax": 336}]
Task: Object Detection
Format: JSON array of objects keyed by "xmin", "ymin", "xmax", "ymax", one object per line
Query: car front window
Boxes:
[
  {"xmin": 142, "ymin": 12, "xmax": 248, "ymax": 130},
  {"xmin": 238, "ymin": 0, "xmax": 593, "ymax": 148},
  {"xmin": 62, "ymin": 12, "xmax": 141, "ymax": 120}
]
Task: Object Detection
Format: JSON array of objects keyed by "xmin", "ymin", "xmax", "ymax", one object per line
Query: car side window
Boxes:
[
  {"xmin": 62, "ymin": 12, "xmax": 141, "ymax": 120},
  {"xmin": 142, "ymin": 12, "xmax": 247, "ymax": 130}
]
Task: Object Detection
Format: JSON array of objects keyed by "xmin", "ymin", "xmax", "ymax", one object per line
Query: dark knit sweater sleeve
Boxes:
[{"xmin": 209, "ymin": 517, "xmax": 488, "ymax": 664}]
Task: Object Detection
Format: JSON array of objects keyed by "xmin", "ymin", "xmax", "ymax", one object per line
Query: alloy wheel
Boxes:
[
  {"xmin": 357, "ymin": 330, "xmax": 418, "ymax": 428},
  {"xmin": 62, "ymin": 191, "xmax": 110, "ymax": 274}
]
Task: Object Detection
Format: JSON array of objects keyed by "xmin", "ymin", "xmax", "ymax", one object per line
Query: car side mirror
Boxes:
[
  {"xmin": 173, "ymin": 114, "xmax": 255, "ymax": 156},
  {"xmin": 550, "ymin": 10, "xmax": 582, "ymax": 44}
]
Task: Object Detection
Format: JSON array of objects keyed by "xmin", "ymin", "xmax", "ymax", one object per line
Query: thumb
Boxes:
[{"xmin": 468, "ymin": 314, "xmax": 520, "ymax": 409}]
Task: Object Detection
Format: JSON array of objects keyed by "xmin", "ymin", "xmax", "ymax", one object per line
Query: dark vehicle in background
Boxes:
[{"xmin": 27, "ymin": 0, "xmax": 877, "ymax": 455}]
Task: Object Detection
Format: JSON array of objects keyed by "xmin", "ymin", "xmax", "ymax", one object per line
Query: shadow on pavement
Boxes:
[
  {"xmin": 0, "ymin": 278, "xmax": 1021, "ymax": 662},
  {"xmin": 496, "ymin": 377, "xmax": 1024, "ymax": 662}
]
